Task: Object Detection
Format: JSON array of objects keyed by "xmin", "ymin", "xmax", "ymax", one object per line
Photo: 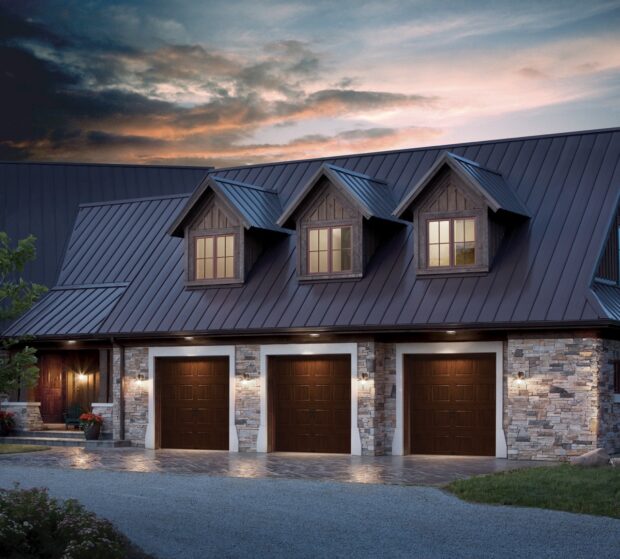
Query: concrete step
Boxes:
[
  {"xmin": 13, "ymin": 429, "xmax": 112, "ymax": 440},
  {"xmin": 0, "ymin": 436, "xmax": 86, "ymax": 447}
]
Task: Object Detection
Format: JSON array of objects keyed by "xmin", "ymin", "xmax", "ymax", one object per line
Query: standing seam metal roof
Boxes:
[{"xmin": 4, "ymin": 128, "xmax": 620, "ymax": 337}]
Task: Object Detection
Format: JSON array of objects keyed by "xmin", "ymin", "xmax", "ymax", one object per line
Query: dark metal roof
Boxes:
[
  {"xmin": 169, "ymin": 175, "xmax": 287, "ymax": 236},
  {"xmin": 591, "ymin": 283, "xmax": 620, "ymax": 321},
  {"xmin": 394, "ymin": 151, "xmax": 530, "ymax": 218},
  {"xmin": 0, "ymin": 161, "xmax": 210, "ymax": 289},
  {"xmin": 278, "ymin": 163, "xmax": 400, "ymax": 227},
  {"xmin": 5, "ymin": 128, "xmax": 620, "ymax": 338}
]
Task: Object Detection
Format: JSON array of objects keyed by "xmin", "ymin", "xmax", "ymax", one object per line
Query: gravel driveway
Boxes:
[{"xmin": 1, "ymin": 465, "xmax": 618, "ymax": 558}]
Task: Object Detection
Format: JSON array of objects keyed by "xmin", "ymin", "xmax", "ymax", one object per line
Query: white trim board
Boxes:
[
  {"xmin": 146, "ymin": 346, "xmax": 238, "ymax": 452},
  {"xmin": 258, "ymin": 343, "xmax": 361, "ymax": 455},
  {"xmin": 393, "ymin": 342, "xmax": 507, "ymax": 458}
]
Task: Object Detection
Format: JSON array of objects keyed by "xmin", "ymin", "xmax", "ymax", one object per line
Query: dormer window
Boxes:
[
  {"xmin": 428, "ymin": 217, "xmax": 476, "ymax": 268},
  {"xmin": 393, "ymin": 151, "xmax": 529, "ymax": 277},
  {"xmin": 308, "ymin": 226, "xmax": 352, "ymax": 274},
  {"xmin": 195, "ymin": 234, "xmax": 235, "ymax": 280}
]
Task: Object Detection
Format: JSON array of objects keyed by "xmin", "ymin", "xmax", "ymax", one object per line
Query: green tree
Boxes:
[{"xmin": 0, "ymin": 233, "xmax": 47, "ymax": 396}]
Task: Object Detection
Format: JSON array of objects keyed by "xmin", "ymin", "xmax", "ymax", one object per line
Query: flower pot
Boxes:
[
  {"xmin": 83, "ymin": 423, "xmax": 101, "ymax": 441},
  {"xmin": 0, "ymin": 423, "xmax": 10, "ymax": 437}
]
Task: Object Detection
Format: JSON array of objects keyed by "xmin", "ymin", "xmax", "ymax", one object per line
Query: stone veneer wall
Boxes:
[
  {"xmin": 0, "ymin": 402, "xmax": 43, "ymax": 431},
  {"xmin": 91, "ymin": 403, "xmax": 114, "ymax": 435},
  {"xmin": 598, "ymin": 339, "xmax": 620, "ymax": 454},
  {"xmin": 381, "ymin": 344, "xmax": 397, "ymax": 454},
  {"xmin": 504, "ymin": 335, "xmax": 604, "ymax": 460},
  {"xmin": 357, "ymin": 342, "xmax": 382, "ymax": 455},
  {"xmin": 112, "ymin": 347, "xmax": 148, "ymax": 446},
  {"xmin": 235, "ymin": 345, "xmax": 260, "ymax": 452}
]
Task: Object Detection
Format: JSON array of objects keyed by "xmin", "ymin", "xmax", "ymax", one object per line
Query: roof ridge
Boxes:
[
  {"xmin": 325, "ymin": 163, "xmax": 388, "ymax": 184},
  {"xmin": 78, "ymin": 193, "xmax": 190, "ymax": 209},
  {"xmin": 205, "ymin": 126, "xmax": 620, "ymax": 173},
  {"xmin": 447, "ymin": 152, "xmax": 503, "ymax": 177},
  {"xmin": 210, "ymin": 175, "xmax": 278, "ymax": 194}
]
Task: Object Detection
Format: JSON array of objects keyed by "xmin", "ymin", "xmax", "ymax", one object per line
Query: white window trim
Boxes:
[
  {"xmin": 393, "ymin": 341, "xmax": 507, "ymax": 458},
  {"xmin": 146, "ymin": 346, "xmax": 237, "ymax": 452},
  {"xmin": 258, "ymin": 343, "xmax": 361, "ymax": 455}
]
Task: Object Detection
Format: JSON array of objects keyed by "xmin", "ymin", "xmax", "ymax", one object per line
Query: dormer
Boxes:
[
  {"xmin": 169, "ymin": 176, "xmax": 288, "ymax": 287},
  {"xmin": 277, "ymin": 164, "xmax": 403, "ymax": 281},
  {"xmin": 394, "ymin": 152, "xmax": 529, "ymax": 276}
]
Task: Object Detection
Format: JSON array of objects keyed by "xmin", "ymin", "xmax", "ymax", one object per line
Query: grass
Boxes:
[
  {"xmin": 447, "ymin": 464, "xmax": 620, "ymax": 519},
  {"xmin": 0, "ymin": 444, "xmax": 50, "ymax": 454}
]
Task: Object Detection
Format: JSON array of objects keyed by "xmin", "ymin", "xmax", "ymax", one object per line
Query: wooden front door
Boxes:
[
  {"xmin": 269, "ymin": 355, "xmax": 351, "ymax": 454},
  {"xmin": 405, "ymin": 353, "xmax": 495, "ymax": 456},
  {"xmin": 156, "ymin": 357, "xmax": 229, "ymax": 450},
  {"xmin": 36, "ymin": 353, "xmax": 64, "ymax": 423}
]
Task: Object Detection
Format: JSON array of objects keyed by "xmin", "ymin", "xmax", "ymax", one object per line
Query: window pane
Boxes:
[
  {"xmin": 205, "ymin": 258, "xmax": 214, "ymax": 279},
  {"xmin": 439, "ymin": 243, "xmax": 450, "ymax": 266},
  {"xmin": 226, "ymin": 235, "xmax": 234, "ymax": 256},
  {"xmin": 319, "ymin": 229, "xmax": 328, "ymax": 251},
  {"xmin": 309, "ymin": 252, "xmax": 319, "ymax": 273},
  {"xmin": 341, "ymin": 249, "xmax": 351, "ymax": 271},
  {"xmin": 332, "ymin": 227, "xmax": 342, "ymax": 250},
  {"xmin": 429, "ymin": 244, "xmax": 439, "ymax": 267},
  {"xmin": 319, "ymin": 250, "xmax": 328, "ymax": 272},
  {"xmin": 196, "ymin": 238, "xmax": 205, "ymax": 259},
  {"xmin": 216, "ymin": 256, "xmax": 225, "ymax": 278},
  {"xmin": 455, "ymin": 243, "xmax": 476, "ymax": 266},
  {"xmin": 216, "ymin": 236, "xmax": 225, "ymax": 257},
  {"xmin": 464, "ymin": 219, "xmax": 475, "ymax": 242},
  {"xmin": 439, "ymin": 220, "xmax": 450, "ymax": 242},
  {"xmin": 196, "ymin": 259, "xmax": 205, "ymax": 280},
  {"xmin": 309, "ymin": 229, "xmax": 318, "ymax": 251},
  {"xmin": 225, "ymin": 256, "xmax": 234, "ymax": 278},
  {"xmin": 454, "ymin": 219, "xmax": 464, "ymax": 243},
  {"xmin": 205, "ymin": 237, "xmax": 214, "ymax": 258},
  {"xmin": 341, "ymin": 227, "xmax": 351, "ymax": 249},
  {"xmin": 332, "ymin": 249, "xmax": 341, "ymax": 272},
  {"xmin": 428, "ymin": 221, "xmax": 439, "ymax": 244}
]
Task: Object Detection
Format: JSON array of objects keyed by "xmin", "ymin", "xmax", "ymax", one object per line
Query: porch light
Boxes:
[
  {"xmin": 515, "ymin": 371, "xmax": 526, "ymax": 386},
  {"xmin": 67, "ymin": 340, "xmax": 77, "ymax": 344},
  {"xmin": 241, "ymin": 372, "xmax": 251, "ymax": 385},
  {"xmin": 136, "ymin": 373, "xmax": 146, "ymax": 385},
  {"xmin": 77, "ymin": 372, "xmax": 87, "ymax": 382},
  {"xmin": 184, "ymin": 336, "xmax": 194, "ymax": 341},
  {"xmin": 309, "ymin": 333, "xmax": 320, "ymax": 338},
  {"xmin": 359, "ymin": 372, "xmax": 369, "ymax": 384},
  {"xmin": 446, "ymin": 330, "xmax": 456, "ymax": 335}
]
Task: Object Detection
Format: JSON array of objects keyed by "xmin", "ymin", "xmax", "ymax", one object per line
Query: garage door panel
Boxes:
[
  {"xmin": 157, "ymin": 357, "xmax": 229, "ymax": 450},
  {"xmin": 406, "ymin": 353, "xmax": 495, "ymax": 456},
  {"xmin": 271, "ymin": 355, "xmax": 350, "ymax": 454}
]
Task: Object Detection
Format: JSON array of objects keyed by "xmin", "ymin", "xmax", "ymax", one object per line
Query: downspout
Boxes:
[{"xmin": 111, "ymin": 337, "xmax": 125, "ymax": 441}]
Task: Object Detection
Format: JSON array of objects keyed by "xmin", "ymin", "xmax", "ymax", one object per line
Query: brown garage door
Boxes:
[
  {"xmin": 405, "ymin": 353, "xmax": 495, "ymax": 456},
  {"xmin": 269, "ymin": 355, "xmax": 350, "ymax": 454},
  {"xmin": 156, "ymin": 357, "xmax": 229, "ymax": 450}
]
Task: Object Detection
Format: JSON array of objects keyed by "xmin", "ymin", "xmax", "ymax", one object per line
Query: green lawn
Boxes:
[
  {"xmin": 0, "ymin": 444, "xmax": 50, "ymax": 454},
  {"xmin": 447, "ymin": 464, "xmax": 620, "ymax": 519}
]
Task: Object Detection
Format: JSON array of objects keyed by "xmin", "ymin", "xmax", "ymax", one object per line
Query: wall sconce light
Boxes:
[
  {"xmin": 515, "ymin": 371, "xmax": 526, "ymax": 386},
  {"xmin": 67, "ymin": 340, "xmax": 77, "ymax": 345},
  {"xmin": 136, "ymin": 373, "xmax": 146, "ymax": 386},
  {"xmin": 77, "ymin": 372, "xmax": 87, "ymax": 382},
  {"xmin": 359, "ymin": 372, "xmax": 369, "ymax": 384},
  {"xmin": 309, "ymin": 333, "xmax": 320, "ymax": 338},
  {"xmin": 241, "ymin": 372, "xmax": 251, "ymax": 385},
  {"xmin": 446, "ymin": 330, "xmax": 456, "ymax": 335},
  {"xmin": 184, "ymin": 336, "xmax": 194, "ymax": 341}
]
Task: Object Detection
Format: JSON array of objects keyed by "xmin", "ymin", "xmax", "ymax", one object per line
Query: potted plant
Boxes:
[
  {"xmin": 0, "ymin": 411, "xmax": 16, "ymax": 436},
  {"xmin": 79, "ymin": 412, "xmax": 104, "ymax": 440}
]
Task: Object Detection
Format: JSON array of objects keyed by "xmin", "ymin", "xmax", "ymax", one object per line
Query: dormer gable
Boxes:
[
  {"xmin": 168, "ymin": 175, "xmax": 288, "ymax": 286},
  {"xmin": 277, "ymin": 163, "xmax": 403, "ymax": 281},
  {"xmin": 394, "ymin": 152, "xmax": 529, "ymax": 276}
]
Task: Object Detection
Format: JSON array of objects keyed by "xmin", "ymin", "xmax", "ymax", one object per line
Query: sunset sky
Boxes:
[{"xmin": 1, "ymin": 0, "xmax": 619, "ymax": 167}]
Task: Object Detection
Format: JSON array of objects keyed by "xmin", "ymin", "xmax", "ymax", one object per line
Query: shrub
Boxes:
[
  {"xmin": 0, "ymin": 485, "xmax": 148, "ymax": 559},
  {"xmin": 0, "ymin": 411, "xmax": 16, "ymax": 429}
]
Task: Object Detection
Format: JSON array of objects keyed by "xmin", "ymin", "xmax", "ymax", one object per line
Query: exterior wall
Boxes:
[
  {"xmin": 112, "ymin": 347, "xmax": 149, "ymax": 446},
  {"xmin": 598, "ymin": 339, "xmax": 620, "ymax": 454},
  {"xmin": 0, "ymin": 402, "xmax": 43, "ymax": 431},
  {"xmin": 504, "ymin": 335, "xmax": 602, "ymax": 460},
  {"xmin": 235, "ymin": 345, "xmax": 260, "ymax": 452},
  {"xmin": 91, "ymin": 402, "xmax": 114, "ymax": 435}
]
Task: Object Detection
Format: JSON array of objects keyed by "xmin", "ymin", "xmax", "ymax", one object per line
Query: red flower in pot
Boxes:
[{"xmin": 79, "ymin": 412, "xmax": 104, "ymax": 441}]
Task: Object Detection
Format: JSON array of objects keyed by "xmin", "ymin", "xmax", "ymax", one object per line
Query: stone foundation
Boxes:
[
  {"xmin": 0, "ymin": 402, "xmax": 43, "ymax": 431},
  {"xmin": 504, "ymin": 335, "xmax": 604, "ymax": 460},
  {"xmin": 112, "ymin": 347, "xmax": 148, "ymax": 446},
  {"xmin": 234, "ymin": 345, "xmax": 260, "ymax": 452}
]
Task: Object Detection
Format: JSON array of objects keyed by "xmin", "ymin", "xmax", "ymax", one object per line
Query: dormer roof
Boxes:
[
  {"xmin": 277, "ymin": 163, "xmax": 401, "ymax": 228},
  {"xmin": 393, "ymin": 151, "xmax": 530, "ymax": 219},
  {"xmin": 169, "ymin": 175, "xmax": 288, "ymax": 237}
]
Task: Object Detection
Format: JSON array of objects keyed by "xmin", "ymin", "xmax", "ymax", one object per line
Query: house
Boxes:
[{"xmin": 3, "ymin": 128, "xmax": 620, "ymax": 460}]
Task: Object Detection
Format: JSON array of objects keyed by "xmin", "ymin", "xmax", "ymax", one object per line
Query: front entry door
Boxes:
[{"xmin": 36, "ymin": 353, "xmax": 64, "ymax": 423}]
